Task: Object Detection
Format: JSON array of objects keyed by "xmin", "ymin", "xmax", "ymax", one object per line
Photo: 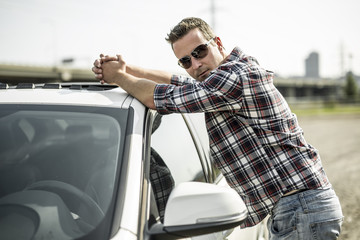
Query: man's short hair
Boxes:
[{"xmin": 165, "ymin": 17, "xmax": 215, "ymax": 47}]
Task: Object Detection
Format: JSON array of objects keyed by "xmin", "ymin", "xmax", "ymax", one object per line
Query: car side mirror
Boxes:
[{"xmin": 148, "ymin": 182, "xmax": 247, "ymax": 240}]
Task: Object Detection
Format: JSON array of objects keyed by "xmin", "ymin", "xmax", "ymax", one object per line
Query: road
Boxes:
[{"xmin": 298, "ymin": 113, "xmax": 360, "ymax": 240}]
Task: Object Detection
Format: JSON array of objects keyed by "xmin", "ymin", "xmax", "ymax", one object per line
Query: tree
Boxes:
[{"xmin": 344, "ymin": 71, "xmax": 358, "ymax": 101}]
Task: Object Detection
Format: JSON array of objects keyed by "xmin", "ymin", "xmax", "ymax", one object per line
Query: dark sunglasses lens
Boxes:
[
  {"xmin": 179, "ymin": 56, "xmax": 192, "ymax": 69},
  {"xmin": 178, "ymin": 43, "xmax": 209, "ymax": 69},
  {"xmin": 191, "ymin": 44, "xmax": 208, "ymax": 59}
]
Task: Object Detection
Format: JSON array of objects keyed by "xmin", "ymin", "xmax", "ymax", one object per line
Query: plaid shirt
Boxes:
[{"xmin": 154, "ymin": 47, "xmax": 330, "ymax": 227}]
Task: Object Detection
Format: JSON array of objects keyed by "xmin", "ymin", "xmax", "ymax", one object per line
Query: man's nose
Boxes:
[{"xmin": 191, "ymin": 57, "xmax": 202, "ymax": 69}]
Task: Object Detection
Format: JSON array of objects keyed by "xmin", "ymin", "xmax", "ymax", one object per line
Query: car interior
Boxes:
[{"xmin": 0, "ymin": 108, "xmax": 122, "ymax": 238}]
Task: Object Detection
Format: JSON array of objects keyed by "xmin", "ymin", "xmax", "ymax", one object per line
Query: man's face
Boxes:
[{"xmin": 172, "ymin": 28, "xmax": 225, "ymax": 81}]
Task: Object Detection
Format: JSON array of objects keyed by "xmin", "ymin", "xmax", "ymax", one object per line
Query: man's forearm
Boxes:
[
  {"xmin": 115, "ymin": 71, "xmax": 157, "ymax": 110},
  {"xmin": 126, "ymin": 64, "xmax": 172, "ymax": 84}
]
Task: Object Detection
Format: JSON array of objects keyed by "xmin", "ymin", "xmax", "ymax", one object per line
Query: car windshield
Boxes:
[{"xmin": 0, "ymin": 105, "xmax": 127, "ymax": 240}]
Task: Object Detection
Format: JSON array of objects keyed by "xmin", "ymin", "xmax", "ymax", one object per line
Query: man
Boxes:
[{"xmin": 92, "ymin": 17, "xmax": 343, "ymax": 239}]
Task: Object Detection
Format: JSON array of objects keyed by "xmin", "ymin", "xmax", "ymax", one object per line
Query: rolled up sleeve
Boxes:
[
  {"xmin": 171, "ymin": 74, "xmax": 195, "ymax": 86},
  {"xmin": 154, "ymin": 69, "xmax": 243, "ymax": 115}
]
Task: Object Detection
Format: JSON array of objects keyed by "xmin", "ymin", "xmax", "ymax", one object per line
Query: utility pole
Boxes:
[
  {"xmin": 348, "ymin": 53, "xmax": 353, "ymax": 73},
  {"xmin": 340, "ymin": 41, "xmax": 345, "ymax": 78},
  {"xmin": 210, "ymin": 0, "xmax": 216, "ymax": 31}
]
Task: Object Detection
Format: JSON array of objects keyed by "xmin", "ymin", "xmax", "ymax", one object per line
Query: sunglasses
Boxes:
[{"xmin": 178, "ymin": 38, "xmax": 215, "ymax": 69}]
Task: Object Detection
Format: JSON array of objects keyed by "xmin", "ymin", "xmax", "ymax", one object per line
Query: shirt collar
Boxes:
[{"xmin": 225, "ymin": 47, "xmax": 245, "ymax": 63}]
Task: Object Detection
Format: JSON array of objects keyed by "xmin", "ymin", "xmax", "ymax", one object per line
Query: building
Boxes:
[
  {"xmin": 0, "ymin": 63, "xmax": 94, "ymax": 84},
  {"xmin": 305, "ymin": 52, "xmax": 320, "ymax": 78}
]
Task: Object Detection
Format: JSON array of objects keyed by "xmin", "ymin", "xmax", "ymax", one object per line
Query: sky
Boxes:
[{"xmin": 0, "ymin": 0, "xmax": 359, "ymax": 78}]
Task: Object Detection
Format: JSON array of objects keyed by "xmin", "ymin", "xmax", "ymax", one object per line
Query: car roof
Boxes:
[{"xmin": 0, "ymin": 82, "xmax": 136, "ymax": 109}]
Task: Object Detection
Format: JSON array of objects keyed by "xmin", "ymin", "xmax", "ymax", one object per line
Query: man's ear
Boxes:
[
  {"xmin": 215, "ymin": 37, "xmax": 226, "ymax": 53},
  {"xmin": 215, "ymin": 37, "xmax": 224, "ymax": 48}
]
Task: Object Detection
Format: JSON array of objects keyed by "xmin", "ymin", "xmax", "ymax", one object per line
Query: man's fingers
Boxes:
[
  {"xmin": 93, "ymin": 58, "xmax": 102, "ymax": 68},
  {"xmin": 116, "ymin": 54, "xmax": 124, "ymax": 62},
  {"xmin": 92, "ymin": 66, "xmax": 102, "ymax": 74},
  {"xmin": 101, "ymin": 55, "xmax": 118, "ymax": 62},
  {"xmin": 93, "ymin": 53, "xmax": 123, "ymax": 82},
  {"xmin": 95, "ymin": 73, "xmax": 103, "ymax": 80},
  {"xmin": 98, "ymin": 53, "xmax": 120, "ymax": 64}
]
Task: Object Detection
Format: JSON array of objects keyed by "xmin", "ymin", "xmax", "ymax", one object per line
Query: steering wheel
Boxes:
[{"xmin": 26, "ymin": 180, "xmax": 104, "ymax": 226}]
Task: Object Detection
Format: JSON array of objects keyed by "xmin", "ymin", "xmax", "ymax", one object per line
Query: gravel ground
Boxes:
[{"xmin": 298, "ymin": 113, "xmax": 360, "ymax": 240}]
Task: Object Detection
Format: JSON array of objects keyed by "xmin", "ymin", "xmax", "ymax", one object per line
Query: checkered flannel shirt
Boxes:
[{"xmin": 153, "ymin": 47, "xmax": 330, "ymax": 227}]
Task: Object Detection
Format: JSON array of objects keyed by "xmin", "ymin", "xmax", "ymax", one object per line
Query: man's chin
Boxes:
[{"xmin": 196, "ymin": 72, "xmax": 210, "ymax": 82}]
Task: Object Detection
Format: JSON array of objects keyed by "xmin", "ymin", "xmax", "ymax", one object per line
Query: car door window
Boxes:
[
  {"xmin": 183, "ymin": 113, "xmax": 221, "ymax": 181},
  {"xmin": 151, "ymin": 114, "xmax": 205, "ymax": 185},
  {"xmin": 149, "ymin": 113, "xmax": 206, "ymax": 222}
]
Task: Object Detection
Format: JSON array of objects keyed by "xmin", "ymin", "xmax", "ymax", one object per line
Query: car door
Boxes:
[{"xmin": 149, "ymin": 112, "xmax": 230, "ymax": 240}]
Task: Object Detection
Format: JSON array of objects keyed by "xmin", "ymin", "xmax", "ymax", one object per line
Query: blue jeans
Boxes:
[{"xmin": 267, "ymin": 188, "xmax": 343, "ymax": 240}]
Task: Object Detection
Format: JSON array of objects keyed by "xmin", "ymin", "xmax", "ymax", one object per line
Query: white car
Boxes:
[{"xmin": 0, "ymin": 82, "xmax": 267, "ymax": 240}]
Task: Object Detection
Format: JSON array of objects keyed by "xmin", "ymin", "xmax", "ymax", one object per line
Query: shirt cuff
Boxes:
[
  {"xmin": 153, "ymin": 84, "xmax": 174, "ymax": 115},
  {"xmin": 171, "ymin": 74, "xmax": 195, "ymax": 86}
]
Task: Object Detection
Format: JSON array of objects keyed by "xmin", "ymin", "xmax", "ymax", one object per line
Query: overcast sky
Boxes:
[{"xmin": 0, "ymin": 0, "xmax": 359, "ymax": 78}]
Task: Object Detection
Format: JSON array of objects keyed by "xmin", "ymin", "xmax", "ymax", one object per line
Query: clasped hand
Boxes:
[{"xmin": 92, "ymin": 54, "xmax": 126, "ymax": 85}]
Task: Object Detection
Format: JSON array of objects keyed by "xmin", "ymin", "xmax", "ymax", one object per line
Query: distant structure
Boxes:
[
  {"xmin": 0, "ymin": 63, "xmax": 342, "ymax": 103},
  {"xmin": 305, "ymin": 52, "xmax": 320, "ymax": 78}
]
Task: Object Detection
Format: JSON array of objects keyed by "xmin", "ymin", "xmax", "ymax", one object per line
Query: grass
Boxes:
[{"xmin": 290, "ymin": 104, "xmax": 360, "ymax": 116}]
